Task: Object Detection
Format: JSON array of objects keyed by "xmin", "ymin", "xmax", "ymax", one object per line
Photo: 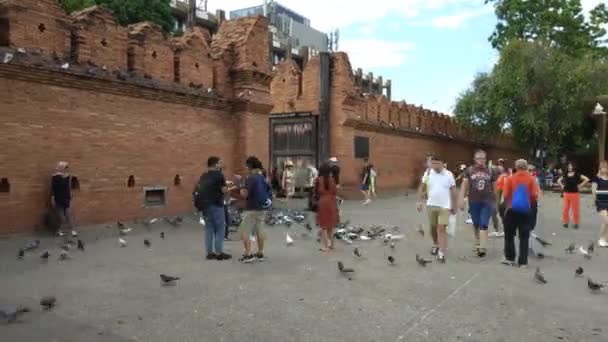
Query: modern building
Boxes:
[
  {"xmin": 230, "ymin": 1, "xmax": 328, "ymax": 66},
  {"xmin": 169, "ymin": 0, "xmax": 222, "ymax": 34}
]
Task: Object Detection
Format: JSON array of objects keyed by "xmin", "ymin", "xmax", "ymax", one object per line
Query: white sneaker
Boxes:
[
  {"xmin": 363, "ymin": 199, "xmax": 371, "ymax": 205},
  {"xmin": 598, "ymin": 239, "xmax": 608, "ymax": 248},
  {"xmin": 496, "ymin": 232, "xmax": 504, "ymax": 237},
  {"xmin": 466, "ymin": 218, "xmax": 473, "ymax": 224},
  {"xmin": 489, "ymin": 232, "xmax": 498, "ymax": 237}
]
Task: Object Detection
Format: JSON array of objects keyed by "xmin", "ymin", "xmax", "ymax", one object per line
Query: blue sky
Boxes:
[{"xmin": 208, "ymin": 0, "xmax": 605, "ymax": 115}]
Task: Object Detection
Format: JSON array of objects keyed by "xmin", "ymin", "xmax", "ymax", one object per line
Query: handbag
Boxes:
[{"xmin": 310, "ymin": 179, "xmax": 320, "ymax": 212}]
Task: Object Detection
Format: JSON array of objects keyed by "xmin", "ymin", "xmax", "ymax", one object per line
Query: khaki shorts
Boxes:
[
  {"xmin": 427, "ymin": 206, "xmax": 450, "ymax": 227},
  {"xmin": 239, "ymin": 210, "xmax": 266, "ymax": 236}
]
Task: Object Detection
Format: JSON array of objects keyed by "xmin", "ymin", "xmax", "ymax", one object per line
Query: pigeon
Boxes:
[
  {"xmin": 60, "ymin": 243, "xmax": 70, "ymax": 252},
  {"xmin": 353, "ymin": 247, "xmax": 362, "ymax": 258},
  {"xmin": 77, "ymin": 239, "xmax": 85, "ymax": 251},
  {"xmin": 17, "ymin": 249, "xmax": 25, "ymax": 259},
  {"xmin": 119, "ymin": 227, "xmax": 132, "ymax": 236},
  {"xmin": 24, "ymin": 239, "xmax": 41, "ymax": 251},
  {"xmin": 388, "ymin": 255, "xmax": 396, "ymax": 265},
  {"xmin": 40, "ymin": 251, "xmax": 50, "ymax": 260},
  {"xmin": 534, "ymin": 267, "xmax": 547, "ymax": 284},
  {"xmin": 117, "ymin": 221, "xmax": 126, "ymax": 230},
  {"xmin": 588, "ymin": 278, "xmax": 606, "ymax": 292},
  {"xmin": 160, "ymin": 232, "xmax": 165, "ymax": 239},
  {"xmin": 118, "ymin": 237, "xmax": 127, "ymax": 247},
  {"xmin": 535, "ymin": 236, "xmax": 552, "ymax": 247},
  {"xmin": 565, "ymin": 243, "xmax": 575, "ymax": 254},
  {"xmin": 390, "ymin": 241, "xmax": 396, "ymax": 250},
  {"xmin": 286, "ymin": 233, "xmax": 294, "ymax": 246},
  {"xmin": 337, "ymin": 261, "xmax": 354, "ymax": 273},
  {"xmin": 575, "ymin": 266, "xmax": 584, "ymax": 277},
  {"xmin": 305, "ymin": 223, "xmax": 313, "ymax": 231},
  {"xmin": 417, "ymin": 225, "xmax": 425, "ymax": 237},
  {"xmin": 416, "ymin": 254, "xmax": 432, "ymax": 267},
  {"xmin": 59, "ymin": 250, "xmax": 71, "ymax": 260},
  {"xmin": 144, "ymin": 239, "xmax": 151, "ymax": 248},
  {"xmin": 61, "ymin": 62, "xmax": 69, "ymax": 69},
  {"xmin": 144, "ymin": 218, "xmax": 158, "ymax": 227},
  {"xmin": 160, "ymin": 274, "xmax": 180, "ymax": 285},
  {"xmin": 1, "ymin": 306, "xmax": 30, "ymax": 323},
  {"xmin": 587, "ymin": 241, "xmax": 595, "ymax": 254},
  {"xmin": 579, "ymin": 246, "xmax": 592, "ymax": 260},
  {"xmin": 40, "ymin": 296, "xmax": 57, "ymax": 310}
]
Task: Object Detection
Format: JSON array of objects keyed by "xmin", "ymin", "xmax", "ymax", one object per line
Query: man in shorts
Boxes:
[
  {"xmin": 417, "ymin": 156, "xmax": 457, "ymax": 262},
  {"xmin": 459, "ymin": 149, "xmax": 498, "ymax": 257}
]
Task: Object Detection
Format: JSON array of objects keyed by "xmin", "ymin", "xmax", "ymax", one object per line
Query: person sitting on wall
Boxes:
[{"xmin": 50, "ymin": 161, "xmax": 78, "ymax": 237}]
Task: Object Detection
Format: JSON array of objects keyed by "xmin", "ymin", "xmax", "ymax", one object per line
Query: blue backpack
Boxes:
[
  {"xmin": 251, "ymin": 174, "xmax": 272, "ymax": 209},
  {"xmin": 511, "ymin": 183, "xmax": 531, "ymax": 213}
]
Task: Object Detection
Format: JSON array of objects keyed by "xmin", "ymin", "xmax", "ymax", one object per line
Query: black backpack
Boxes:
[{"xmin": 193, "ymin": 174, "xmax": 208, "ymax": 212}]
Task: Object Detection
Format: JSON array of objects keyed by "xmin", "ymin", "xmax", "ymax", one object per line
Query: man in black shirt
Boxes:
[{"xmin": 195, "ymin": 156, "xmax": 232, "ymax": 260}]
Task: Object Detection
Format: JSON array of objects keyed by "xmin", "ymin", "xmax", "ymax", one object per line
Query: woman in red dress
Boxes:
[{"xmin": 316, "ymin": 163, "xmax": 339, "ymax": 251}]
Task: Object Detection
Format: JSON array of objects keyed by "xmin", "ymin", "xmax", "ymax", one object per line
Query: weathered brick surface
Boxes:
[
  {"xmin": 71, "ymin": 6, "xmax": 128, "ymax": 70},
  {"xmin": 128, "ymin": 22, "xmax": 174, "ymax": 82},
  {"xmin": 0, "ymin": 0, "xmax": 71, "ymax": 58},
  {"xmin": 270, "ymin": 56, "xmax": 320, "ymax": 114},
  {"xmin": 172, "ymin": 27, "xmax": 213, "ymax": 87}
]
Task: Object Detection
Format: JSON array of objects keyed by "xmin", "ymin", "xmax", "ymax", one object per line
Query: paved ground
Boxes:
[{"xmin": 1, "ymin": 193, "xmax": 607, "ymax": 342}]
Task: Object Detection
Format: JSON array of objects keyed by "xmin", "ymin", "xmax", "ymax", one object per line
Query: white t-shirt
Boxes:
[{"xmin": 422, "ymin": 169, "xmax": 456, "ymax": 209}]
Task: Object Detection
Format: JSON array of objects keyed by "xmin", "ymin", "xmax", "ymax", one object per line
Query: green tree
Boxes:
[
  {"xmin": 486, "ymin": 0, "xmax": 608, "ymax": 56},
  {"xmin": 59, "ymin": 0, "xmax": 175, "ymax": 33},
  {"xmin": 455, "ymin": 41, "xmax": 608, "ymax": 155}
]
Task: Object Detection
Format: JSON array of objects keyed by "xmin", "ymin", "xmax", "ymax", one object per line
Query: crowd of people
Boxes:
[{"xmin": 47, "ymin": 149, "xmax": 608, "ymax": 265}]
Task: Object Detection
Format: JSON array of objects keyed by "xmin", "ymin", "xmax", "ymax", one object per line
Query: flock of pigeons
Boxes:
[{"xmin": 3, "ymin": 217, "xmax": 185, "ymax": 324}]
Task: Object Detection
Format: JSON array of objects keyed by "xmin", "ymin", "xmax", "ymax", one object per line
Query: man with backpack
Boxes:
[
  {"xmin": 194, "ymin": 156, "xmax": 233, "ymax": 261},
  {"xmin": 239, "ymin": 156, "xmax": 273, "ymax": 263},
  {"xmin": 502, "ymin": 159, "xmax": 539, "ymax": 267}
]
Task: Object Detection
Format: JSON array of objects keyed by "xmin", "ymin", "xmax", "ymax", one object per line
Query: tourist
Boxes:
[
  {"xmin": 281, "ymin": 159, "xmax": 296, "ymax": 206},
  {"xmin": 458, "ymin": 150, "xmax": 498, "ymax": 257},
  {"xmin": 557, "ymin": 162, "xmax": 589, "ymax": 229},
  {"xmin": 50, "ymin": 161, "xmax": 78, "ymax": 237},
  {"xmin": 305, "ymin": 160, "xmax": 319, "ymax": 194},
  {"xmin": 417, "ymin": 156, "xmax": 457, "ymax": 262},
  {"xmin": 502, "ymin": 159, "xmax": 538, "ymax": 267},
  {"xmin": 316, "ymin": 163, "xmax": 339, "ymax": 251},
  {"xmin": 369, "ymin": 163, "xmax": 378, "ymax": 198},
  {"xmin": 239, "ymin": 156, "xmax": 272, "ymax": 263},
  {"xmin": 195, "ymin": 156, "xmax": 232, "ymax": 260},
  {"xmin": 491, "ymin": 163, "xmax": 508, "ymax": 237},
  {"xmin": 527, "ymin": 164, "xmax": 545, "ymax": 258},
  {"xmin": 592, "ymin": 161, "xmax": 608, "ymax": 248},
  {"xmin": 360, "ymin": 158, "xmax": 372, "ymax": 205}
]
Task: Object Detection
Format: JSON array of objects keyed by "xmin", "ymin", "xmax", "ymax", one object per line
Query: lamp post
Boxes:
[{"xmin": 594, "ymin": 102, "xmax": 607, "ymax": 162}]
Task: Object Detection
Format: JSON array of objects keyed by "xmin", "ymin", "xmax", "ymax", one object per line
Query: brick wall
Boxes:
[
  {"xmin": 128, "ymin": 22, "xmax": 174, "ymax": 82},
  {"xmin": 270, "ymin": 56, "xmax": 320, "ymax": 114},
  {"xmin": 172, "ymin": 27, "xmax": 213, "ymax": 87},
  {"xmin": 0, "ymin": 0, "xmax": 71, "ymax": 58},
  {"xmin": 71, "ymin": 6, "xmax": 128, "ymax": 70}
]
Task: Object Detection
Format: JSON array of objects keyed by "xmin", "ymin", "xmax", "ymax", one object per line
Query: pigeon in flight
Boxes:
[
  {"xmin": 40, "ymin": 296, "xmax": 57, "ymax": 310},
  {"xmin": 534, "ymin": 267, "xmax": 547, "ymax": 284},
  {"xmin": 144, "ymin": 239, "xmax": 151, "ymax": 248},
  {"xmin": 575, "ymin": 266, "xmax": 584, "ymax": 277},
  {"xmin": 416, "ymin": 254, "xmax": 432, "ymax": 267},
  {"xmin": 160, "ymin": 274, "xmax": 180, "ymax": 285},
  {"xmin": 388, "ymin": 255, "xmax": 396, "ymax": 265},
  {"xmin": 77, "ymin": 239, "xmax": 85, "ymax": 251},
  {"xmin": 118, "ymin": 237, "xmax": 127, "ymax": 247}
]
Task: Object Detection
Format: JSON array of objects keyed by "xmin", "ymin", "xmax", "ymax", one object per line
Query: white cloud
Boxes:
[
  {"xmin": 207, "ymin": 0, "xmax": 481, "ymax": 32},
  {"xmin": 431, "ymin": 6, "xmax": 493, "ymax": 29},
  {"xmin": 340, "ymin": 39, "xmax": 415, "ymax": 69}
]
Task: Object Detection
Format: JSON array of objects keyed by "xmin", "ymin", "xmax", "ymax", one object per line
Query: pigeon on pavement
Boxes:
[
  {"xmin": 160, "ymin": 274, "xmax": 180, "ymax": 285},
  {"xmin": 588, "ymin": 278, "xmax": 606, "ymax": 292},
  {"xmin": 535, "ymin": 236, "xmax": 552, "ymax": 247},
  {"xmin": 77, "ymin": 239, "xmax": 85, "ymax": 251},
  {"xmin": 534, "ymin": 267, "xmax": 547, "ymax": 284},
  {"xmin": 565, "ymin": 243, "xmax": 575, "ymax": 254},
  {"xmin": 388, "ymin": 255, "xmax": 396, "ymax": 265},
  {"xmin": 579, "ymin": 246, "xmax": 592, "ymax": 260},
  {"xmin": 59, "ymin": 250, "xmax": 71, "ymax": 260},
  {"xmin": 286, "ymin": 233, "xmax": 294, "ymax": 246},
  {"xmin": 160, "ymin": 232, "xmax": 165, "ymax": 239},
  {"xmin": 119, "ymin": 237, "xmax": 127, "ymax": 247},
  {"xmin": 575, "ymin": 266, "xmax": 584, "ymax": 277},
  {"xmin": 353, "ymin": 247, "xmax": 362, "ymax": 258},
  {"xmin": 337, "ymin": 261, "xmax": 354, "ymax": 273},
  {"xmin": 40, "ymin": 296, "xmax": 57, "ymax": 310},
  {"xmin": 390, "ymin": 241, "xmax": 396, "ymax": 250},
  {"xmin": 416, "ymin": 254, "xmax": 432, "ymax": 267},
  {"xmin": 1, "ymin": 306, "xmax": 30, "ymax": 323},
  {"xmin": 24, "ymin": 239, "xmax": 40, "ymax": 251},
  {"xmin": 587, "ymin": 241, "xmax": 595, "ymax": 254},
  {"xmin": 144, "ymin": 239, "xmax": 151, "ymax": 248},
  {"xmin": 40, "ymin": 251, "xmax": 50, "ymax": 260},
  {"xmin": 17, "ymin": 249, "xmax": 24, "ymax": 260}
]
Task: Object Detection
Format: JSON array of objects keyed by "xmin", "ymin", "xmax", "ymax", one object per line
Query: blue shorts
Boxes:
[
  {"xmin": 360, "ymin": 184, "xmax": 369, "ymax": 191},
  {"xmin": 469, "ymin": 202, "xmax": 493, "ymax": 230}
]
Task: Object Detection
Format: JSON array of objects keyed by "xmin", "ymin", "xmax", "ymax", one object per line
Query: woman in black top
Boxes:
[
  {"xmin": 592, "ymin": 161, "xmax": 608, "ymax": 247},
  {"xmin": 557, "ymin": 162, "xmax": 589, "ymax": 229},
  {"xmin": 51, "ymin": 161, "xmax": 77, "ymax": 237}
]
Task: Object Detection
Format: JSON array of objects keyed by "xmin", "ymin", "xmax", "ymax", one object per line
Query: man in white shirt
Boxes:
[{"xmin": 416, "ymin": 156, "xmax": 457, "ymax": 263}]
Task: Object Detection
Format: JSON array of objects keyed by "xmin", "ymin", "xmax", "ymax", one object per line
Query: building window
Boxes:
[
  {"xmin": 354, "ymin": 136, "xmax": 369, "ymax": 159},
  {"xmin": 144, "ymin": 187, "xmax": 167, "ymax": 207},
  {"xmin": 0, "ymin": 17, "xmax": 9, "ymax": 47},
  {"xmin": 0, "ymin": 178, "xmax": 9, "ymax": 193}
]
